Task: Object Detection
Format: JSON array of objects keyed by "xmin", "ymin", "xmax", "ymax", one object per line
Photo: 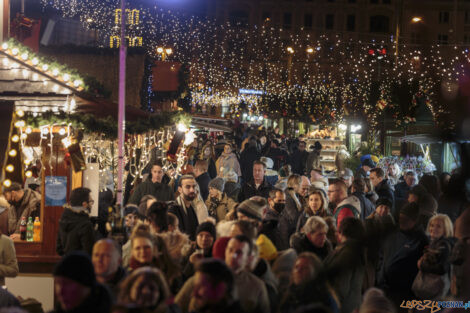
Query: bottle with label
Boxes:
[
  {"xmin": 26, "ymin": 217, "xmax": 33, "ymax": 242},
  {"xmin": 33, "ymin": 217, "xmax": 41, "ymax": 242},
  {"xmin": 19, "ymin": 217, "xmax": 27, "ymax": 241}
]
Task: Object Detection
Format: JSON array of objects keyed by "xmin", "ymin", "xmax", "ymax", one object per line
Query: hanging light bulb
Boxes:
[
  {"xmin": 14, "ymin": 120, "xmax": 25, "ymax": 128},
  {"xmin": 5, "ymin": 165, "xmax": 14, "ymax": 172},
  {"xmin": 9, "ymin": 149, "xmax": 17, "ymax": 157},
  {"xmin": 11, "ymin": 135, "xmax": 19, "ymax": 143},
  {"xmin": 20, "ymin": 133, "xmax": 27, "ymax": 140},
  {"xmin": 3, "ymin": 180, "xmax": 12, "ymax": 188},
  {"xmin": 16, "ymin": 109, "xmax": 24, "ymax": 117},
  {"xmin": 59, "ymin": 128, "xmax": 66, "ymax": 136},
  {"xmin": 25, "ymin": 171, "xmax": 33, "ymax": 178},
  {"xmin": 25, "ymin": 127, "xmax": 32, "ymax": 134}
]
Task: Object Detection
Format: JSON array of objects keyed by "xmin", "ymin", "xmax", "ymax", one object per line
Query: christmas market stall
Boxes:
[{"xmin": 0, "ymin": 39, "xmax": 191, "ymax": 273}]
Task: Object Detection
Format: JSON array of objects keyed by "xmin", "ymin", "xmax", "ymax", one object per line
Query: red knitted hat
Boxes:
[{"xmin": 212, "ymin": 236, "xmax": 232, "ymax": 260}]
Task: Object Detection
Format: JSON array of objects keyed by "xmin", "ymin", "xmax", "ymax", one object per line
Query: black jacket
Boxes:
[
  {"xmin": 260, "ymin": 209, "xmax": 281, "ymax": 249},
  {"xmin": 266, "ymin": 147, "xmax": 289, "ymax": 170},
  {"xmin": 196, "ymin": 172, "xmax": 211, "ymax": 201},
  {"xmin": 56, "ymin": 207, "xmax": 95, "ymax": 256},
  {"xmin": 169, "ymin": 200, "xmax": 199, "ymax": 240},
  {"xmin": 290, "ymin": 150, "xmax": 308, "ymax": 175},
  {"xmin": 375, "ymin": 179, "xmax": 395, "ymax": 212},
  {"xmin": 394, "ymin": 181, "xmax": 411, "ymax": 213},
  {"xmin": 240, "ymin": 146, "xmax": 261, "ymax": 182},
  {"xmin": 50, "ymin": 283, "xmax": 112, "ymax": 313},
  {"xmin": 290, "ymin": 233, "xmax": 332, "ymax": 260},
  {"xmin": 128, "ymin": 177, "xmax": 174, "ymax": 205},
  {"xmin": 238, "ymin": 178, "xmax": 273, "ymax": 202},
  {"xmin": 105, "ymin": 266, "xmax": 128, "ymax": 303}
]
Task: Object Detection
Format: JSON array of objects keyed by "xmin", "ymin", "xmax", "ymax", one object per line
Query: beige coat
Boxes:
[
  {"xmin": 0, "ymin": 234, "xmax": 19, "ymax": 285},
  {"xmin": 205, "ymin": 193, "xmax": 237, "ymax": 222},
  {"xmin": 8, "ymin": 189, "xmax": 41, "ymax": 235}
]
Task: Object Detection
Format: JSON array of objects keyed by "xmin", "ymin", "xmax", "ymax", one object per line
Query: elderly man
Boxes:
[
  {"xmin": 3, "ymin": 182, "xmax": 41, "ymax": 238},
  {"xmin": 91, "ymin": 239, "xmax": 127, "ymax": 301},
  {"xmin": 238, "ymin": 160, "xmax": 273, "ymax": 202}
]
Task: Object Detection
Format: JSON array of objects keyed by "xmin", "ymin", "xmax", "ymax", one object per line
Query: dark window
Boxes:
[
  {"xmin": 304, "ymin": 14, "xmax": 313, "ymax": 29},
  {"xmin": 283, "ymin": 12, "xmax": 292, "ymax": 29},
  {"xmin": 347, "ymin": 14, "xmax": 355, "ymax": 31},
  {"xmin": 325, "ymin": 14, "xmax": 334, "ymax": 30},
  {"xmin": 370, "ymin": 15, "xmax": 389, "ymax": 33},
  {"xmin": 465, "ymin": 11, "xmax": 470, "ymax": 24},
  {"xmin": 439, "ymin": 11, "xmax": 449, "ymax": 24},
  {"xmin": 327, "ymin": 0, "xmax": 335, "ymax": 2},
  {"xmin": 464, "ymin": 34, "xmax": 470, "ymax": 44},
  {"xmin": 438, "ymin": 34, "xmax": 448, "ymax": 44},
  {"xmin": 305, "ymin": 0, "xmax": 313, "ymax": 2},
  {"xmin": 348, "ymin": 0, "xmax": 356, "ymax": 2},
  {"xmin": 411, "ymin": 32, "xmax": 420, "ymax": 44},
  {"xmin": 383, "ymin": 0, "xmax": 391, "ymax": 3},
  {"xmin": 370, "ymin": 0, "xmax": 379, "ymax": 3},
  {"xmin": 229, "ymin": 10, "xmax": 249, "ymax": 27}
]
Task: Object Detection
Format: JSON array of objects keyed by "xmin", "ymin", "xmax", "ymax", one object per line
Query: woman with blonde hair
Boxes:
[
  {"xmin": 117, "ymin": 267, "xmax": 178, "ymax": 313},
  {"xmin": 414, "ymin": 214, "xmax": 454, "ymax": 299}
]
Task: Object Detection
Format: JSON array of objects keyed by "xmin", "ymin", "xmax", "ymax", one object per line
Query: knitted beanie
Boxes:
[
  {"xmin": 237, "ymin": 197, "xmax": 267, "ymax": 221},
  {"xmin": 196, "ymin": 221, "xmax": 216, "ymax": 239},
  {"xmin": 256, "ymin": 234, "xmax": 278, "ymax": 261},
  {"xmin": 53, "ymin": 251, "xmax": 96, "ymax": 287},
  {"xmin": 208, "ymin": 177, "xmax": 225, "ymax": 193},
  {"xmin": 212, "ymin": 237, "xmax": 231, "ymax": 260}
]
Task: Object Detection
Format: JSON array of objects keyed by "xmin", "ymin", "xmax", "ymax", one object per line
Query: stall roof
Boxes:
[{"xmin": 400, "ymin": 134, "xmax": 442, "ymax": 145}]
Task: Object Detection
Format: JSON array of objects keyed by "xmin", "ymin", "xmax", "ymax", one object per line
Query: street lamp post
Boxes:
[{"xmin": 395, "ymin": 10, "xmax": 423, "ymax": 68}]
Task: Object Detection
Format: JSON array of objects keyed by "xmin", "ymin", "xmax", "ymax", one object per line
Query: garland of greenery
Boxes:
[{"xmin": 25, "ymin": 110, "xmax": 191, "ymax": 139}]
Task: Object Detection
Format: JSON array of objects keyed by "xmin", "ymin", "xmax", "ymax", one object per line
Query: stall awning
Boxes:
[{"xmin": 400, "ymin": 134, "xmax": 442, "ymax": 145}]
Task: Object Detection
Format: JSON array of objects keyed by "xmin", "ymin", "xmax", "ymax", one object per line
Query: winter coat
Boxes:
[
  {"xmin": 7, "ymin": 188, "xmax": 41, "ymax": 235},
  {"xmin": 260, "ymin": 209, "xmax": 281, "ymax": 249},
  {"xmin": 324, "ymin": 239, "xmax": 365, "ymax": 313},
  {"xmin": 278, "ymin": 189, "xmax": 303, "ymax": 250},
  {"xmin": 352, "ymin": 191, "xmax": 375, "ymax": 220},
  {"xmin": 253, "ymin": 258, "xmax": 279, "ymax": 313},
  {"xmin": 394, "ymin": 181, "xmax": 411, "ymax": 212},
  {"xmin": 266, "ymin": 147, "xmax": 289, "ymax": 170},
  {"xmin": 56, "ymin": 206, "xmax": 95, "ymax": 256},
  {"xmin": 0, "ymin": 234, "xmax": 18, "ymax": 285},
  {"xmin": 239, "ymin": 146, "xmax": 261, "ymax": 182},
  {"xmin": 170, "ymin": 197, "xmax": 200, "ymax": 240},
  {"xmin": 216, "ymin": 152, "xmax": 241, "ymax": 177},
  {"xmin": 50, "ymin": 283, "xmax": 112, "ymax": 313},
  {"xmin": 0, "ymin": 198, "xmax": 9, "ymax": 236},
  {"xmin": 205, "ymin": 193, "xmax": 237, "ymax": 222},
  {"xmin": 365, "ymin": 191, "xmax": 379, "ymax": 205},
  {"xmin": 128, "ymin": 176, "xmax": 174, "ymax": 205},
  {"xmin": 158, "ymin": 230, "xmax": 192, "ymax": 264},
  {"xmin": 290, "ymin": 232, "xmax": 332, "ymax": 260},
  {"xmin": 196, "ymin": 172, "xmax": 211, "ymax": 201},
  {"xmin": 332, "ymin": 196, "xmax": 361, "ymax": 229},
  {"xmin": 290, "ymin": 150, "xmax": 308, "ymax": 175},
  {"xmin": 374, "ymin": 179, "xmax": 395, "ymax": 214},
  {"xmin": 238, "ymin": 178, "xmax": 273, "ymax": 202},
  {"xmin": 104, "ymin": 266, "xmax": 127, "ymax": 302},
  {"xmin": 377, "ymin": 226, "xmax": 429, "ymax": 304},
  {"xmin": 420, "ymin": 236, "xmax": 455, "ymax": 276},
  {"xmin": 306, "ymin": 150, "xmax": 321, "ymax": 174}
]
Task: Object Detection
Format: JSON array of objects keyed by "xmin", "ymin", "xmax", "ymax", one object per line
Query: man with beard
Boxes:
[
  {"xmin": 170, "ymin": 175, "xmax": 200, "ymax": 240},
  {"xmin": 56, "ymin": 187, "xmax": 95, "ymax": 256},
  {"xmin": 3, "ymin": 182, "xmax": 41, "ymax": 238}
]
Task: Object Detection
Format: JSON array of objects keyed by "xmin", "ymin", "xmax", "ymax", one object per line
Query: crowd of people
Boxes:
[{"xmin": 1, "ymin": 126, "xmax": 470, "ymax": 313}]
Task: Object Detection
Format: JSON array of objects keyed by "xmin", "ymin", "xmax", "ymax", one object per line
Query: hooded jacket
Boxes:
[
  {"xmin": 8, "ymin": 188, "xmax": 41, "ymax": 235},
  {"xmin": 333, "ymin": 196, "xmax": 361, "ymax": 229},
  {"xmin": 128, "ymin": 176, "xmax": 174, "ymax": 205},
  {"xmin": 56, "ymin": 206, "xmax": 95, "ymax": 256}
]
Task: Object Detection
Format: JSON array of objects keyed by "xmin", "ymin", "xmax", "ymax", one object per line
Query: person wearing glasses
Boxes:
[{"xmin": 57, "ymin": 187, "xmax": 96, "ymax": 256}]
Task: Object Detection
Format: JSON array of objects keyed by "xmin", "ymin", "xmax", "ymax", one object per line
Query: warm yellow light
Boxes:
[
  {"xmin": 157, "ymin": 47, "xmax": 164, "ymax": 54},
  {"xmin": 86, "ymin": 18, "xmax": 93, "ymax": 23},
  {"xmin": 306, "ymin": 47, "xmax": 314, "ymax": 54},
  {"xmin": 165, "ymin": 48, "xmax": 173, "ymax": 55},
  {"xmin": 3, "ymin": 180, "xmax": 11, "ymax": 188},
  {"xmin": 5, "ymin": 165, "xmax": 14, "ymax": 172},
  {"xmin": 14, "ymin": 120, "xmax": 25, "ymax": 128},
  {"xmin": 287, "ymin": 47, "xmax": 294, "ymax": 54},
  {"xmin": 25, "ymin": 171, "xmax": 33, "ymax": 178},
  {"xmin": 411, "ymin": 17, "xmax": 422, "ymax": 23},
  {"xmin": 9, "ymin": 149, "xmax": 17, "ymax": 157},
  {"xmin": 25, "ymin": 127, "xmax": 32, "ymax": 134},
  {"xmin": 11, "ymin": 135, "xmax": 19, "ymax": 143},
  {"xmin": 16, "ymin": 109, "xmax": 24, "ymax": 117},
  {"xmin": 20, "ymin": 134, "xmax": 27, "ymax": 140}
]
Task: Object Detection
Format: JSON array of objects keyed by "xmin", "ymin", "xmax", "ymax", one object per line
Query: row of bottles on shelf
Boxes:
[{"xmin": 19, "ymin": 216, "xmax": 41, "ymax": 242}]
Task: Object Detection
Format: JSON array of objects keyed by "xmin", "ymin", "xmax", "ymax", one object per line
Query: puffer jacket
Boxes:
[
  {"xmin": 333, "ymin": 195, "xmax": 361, "ymax": 229},
  {"xmin": 56, "ymin": 206, "xmax": 95, "ymax": 256}
]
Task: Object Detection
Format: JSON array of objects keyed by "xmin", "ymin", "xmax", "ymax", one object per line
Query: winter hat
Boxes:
[
  {"xmin": 212, "ymin": 236, "xmax": 232, "ymax": 260},
  {"xmin": 196, "ymin": 221, "xmax": 216, "ymax": 239},
  {"xmin": 222, "ymin": 170, "xmax": 238, "ymax": 183},
  {"xmin": 260, "ymin": 157, "xmax": 274, "ymax": 170},
  {"xmin": 256, "ymin": 234, "xmax": 278, "ymax": 261},
  {"xmin": 54, "ymin": 251, "xmax": 96, "ymax": 287},
  {"xmin": 314, "ymin": 141, "xmax": 323, "ymax": 150},
  {"xmin": 237, "ymin": 197, "xmax": 268, "ymax": 221},
  {"xmin": 339, "ymin": 168, "xmax": 353, "ymax": 179},
  {"xmin": 208, "ymin": 177, "xmax": 225, "ymax": 193},
  {"xmin": 362, "ymin": 158, "xmax": 376, "ymax": 168},
  {"xmin": 400, "ymin": 202, "xmax": 420, "ymax": 221},
  {"xmin": 376, "ymin": 198, "xmax": 392, "ymax": 209}
]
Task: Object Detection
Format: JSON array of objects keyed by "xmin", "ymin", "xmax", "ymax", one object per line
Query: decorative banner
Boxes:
[
  {"xmin": 45, "ymin": 176, "xmax": 67, "ymax": 206},
  {"xmin": 82, "ymin": 163, "xmax": 99, "ymax": 217}
]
